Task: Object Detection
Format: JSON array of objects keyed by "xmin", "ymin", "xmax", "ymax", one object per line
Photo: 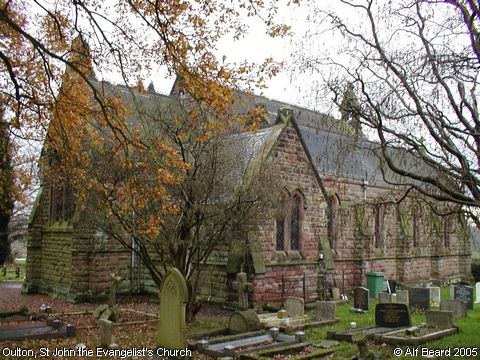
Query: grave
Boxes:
[
  {"xmin": 476, "ymin": 282, "xmax": 480, "ymax": 304},
  {"xmin": 229, "ymin": 310, "xmax": 261, "ymax": 334},
  {"xmin": 156, "ymin": 267, "xmax": 188, "ymax": 349},
  {"xmin": 428, "ymin": 287, "xmax": 441, "ymax": 307},
  {"xmin": 378, "ymin": 293, "xmax": 393, "ymax": 304},
  {"xmin": 99, "ymin": 319, "xmax": 117, "ymax": 348},
  {"xmin": 408, "ymin": 288, "xmax": 430, "ymax": 311},
  {"xmin": 315, "ymin": 301, "xmax": 336, "ymax": 322},
  {"xmin": 396, "ymin": 290, "xmax": 409, "ymax": 305},
  {"xmin": 198, "ymin": 329, "xmax": 307, "ymax": 358},
  {"xmin": 440, "ymin": 299, "xmax": 468, "ymax": 319},
  {"xmin": 285, "ymin": 297, "xmax": 304, "ymax": 317},
  {"xmin": 0, "ymin": 321, "xmax": 75, "ymax": 341},
  {"xmin": 453, "ymin": 285, "xmax": 474, "ymax": 310},
  {"xmin": 327, "ymin": 303, "xmax": 411, "ymax": 342},
  {"xmin": 353, "ymin": 287, "xmax": 369, "ymax": 312},
  {"xmin": 426, "ymin": 310, "xmax": 454, "ymax": 329},
  {"xmin": 233, "ymin": 272, "xmax": 253, "ymax": 311}
]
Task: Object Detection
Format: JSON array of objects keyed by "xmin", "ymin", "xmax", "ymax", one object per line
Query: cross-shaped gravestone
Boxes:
[
  {"xmin": 108, "ymin": 273, "xmax": 122, "ymax": 307},
  {"xmin": 232, "ymin": 272, "xmax": 252, "ymax": 310}
]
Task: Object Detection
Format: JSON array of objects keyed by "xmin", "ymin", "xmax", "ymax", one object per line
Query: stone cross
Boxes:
[
  {"xmin": 233, "ymin": 272, "xmax": 252, "ymax": 310},
  {"xmin": 156, "ymin": 267, "xmax": 188, "ymax": 349},
  {"xmin": 108, "ymin": 273, "xmax": 122, "ymax": 307}
]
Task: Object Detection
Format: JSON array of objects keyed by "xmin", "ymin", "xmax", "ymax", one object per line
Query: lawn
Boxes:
[{"xmin": 305, "ymin": 285, "xmax": 479, "ymax": 359}]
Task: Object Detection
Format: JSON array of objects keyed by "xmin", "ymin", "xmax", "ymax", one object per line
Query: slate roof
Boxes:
[{"xmin": 90, "ymin": 79, "xmax": 423, "ymax": 186}]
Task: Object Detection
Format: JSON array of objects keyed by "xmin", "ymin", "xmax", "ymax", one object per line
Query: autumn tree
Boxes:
[{"xmin": 296, "ymin": 0, "xmax": 480, "ymax": 223}]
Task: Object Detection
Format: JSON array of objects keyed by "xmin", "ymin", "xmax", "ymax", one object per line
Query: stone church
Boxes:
[{"xmin": 24, "ymin": 79, "xmax": 472, "ymax": 304}]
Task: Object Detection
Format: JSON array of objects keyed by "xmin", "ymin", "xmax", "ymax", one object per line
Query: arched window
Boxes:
[
  {"xmin": 412, "ymin": 207, "xmax": 419, "ymax": 247},
  {"xmin": 327, "ymin": 194, "xmax": 340, "ymax": 250},
  {"xmin": 443, "ymin": 216, "xmax": 451, "ymax": 248},
  {"xmin": 291, "ymin": 194, "xmax": 301, "ymax": 251},
  {"xmin": 275, "ymin": 191, "xmax": 304, "ymax": 255},
  {"xmin": 374, "ymin": 204, "xmax": 385, "ymax": 249}
]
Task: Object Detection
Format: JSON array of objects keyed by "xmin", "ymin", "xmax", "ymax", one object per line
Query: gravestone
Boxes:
[
  {"xmin": 453, "ymin": 285, "xmax": 474, "ymax": 310},
  {"xmin": 156, "ymin": 267, "xmax": 188, "ymax": 349},
  {"xmin": 353, "ymin": 287, "xmax": 369, "ymax": 311},
  {"xmin": 108, "ymin": 273, "xmax": 122, "ymax": 307},
  {"xmin": 233, "ymin": 272, "xmax": 252, "ymax": 310},
  {"xmin": 440, "ymin": 299, "xmax": 468, "ymax": 319},
  {"xmin": 228, "ymin": 310, "xmax": 260, "ymax": 334},
  {"xmin": 408, "ymin": 288, "xmax": 430, "ymax": 311},
  {"xmin": 315, "ymin": 301, "xmax": 336, "ymax": 322},
  {"xmin": 331, "ymin": 287, "xmax": 341, "ymax": 300},
  {"xmin": 378, "ymin": 293, "xmax": 392, "ymax": 304},
  {"xmin": 99, "ymin": 319, "xmax": 117, "ymax": 348},
  {"xmin": 285, "ymin": 297, "xmax": 304, "ymax": 317},
  {"xmin": 426, "ymin": 310, "xmax": 454, "ymax": 329},
  {"xmin": 375, "ymin": 303, "xmax": 411, "ymax": 328},
  {"xmin": 476, "ymin": 282, "xmax": 480, "ymax": 304},
  {"xmin": 428, "ymin": 287, "xmax": 441, "ymax": 307},
  {"xmin": 396, "ymin": 290, "xmax": 409, "ymax": 305}
]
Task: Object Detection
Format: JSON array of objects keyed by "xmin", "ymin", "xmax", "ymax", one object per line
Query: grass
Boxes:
[
  {"xmin": 304, "ymin": 286, "xmax": 479, "ymax": 359},
  {"xmin": 0, "ymin": 263, "xmax": 24, "ymax": 282}
]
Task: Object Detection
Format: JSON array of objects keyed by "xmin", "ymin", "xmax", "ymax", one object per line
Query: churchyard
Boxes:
[{"xmin": 1, "ymin": 272, "xmax": 479, "ymax": 360}]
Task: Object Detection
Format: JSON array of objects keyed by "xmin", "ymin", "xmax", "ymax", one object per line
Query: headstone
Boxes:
[
  {"xmin": 476, "ymin": 282, "xmax": 480, "ymax": 304},
  {"xmin": 285, "ymin": 297, "xmax": 304, "ymax": 317},
  {"xmin": 277, "ymin": 309, "xmax": 287, "ymax": 319},
  {"xmin": 440, "ymin": 299, "xmax": 468, "ymax": 319},
  {"xmin": 99, "ymin": 319, "xmax": 115, "ymax": 348},
  {"xmin": 408, "ymin": 288, "xmax": 430, "ymax": 311},
  {"xmin": 315, "ymin": 301, "xmax": 336, "ymax": 321},
  {"xmin": 396, "ymin": 290, "xmax": 409, "ymax": 305},
  {"xmin": 232, "ymin": 272, "xmax": 252, "ymax": 310},
  {"xmin": 353, "ymin": 287, "xmax": 369, "ymax": 311},
  {"xmin": 108, "ymin": 273, "xmax": 122, "ymax": 307},
  {"xmin": 382, "ymin": 280, "xmax": 391, "ymax": 294},
  {"xmin": 378, "ymin": 293, "xmax": 392, "ymax": 304},
  {"xmin": 228, "ymin": 309, "xmax": 260, "ymax": 334},
  {"xmin": 453, "ymin": 285, "xmax": 474, "ymax": 310},
  {"xmin": 331, "ymin": 287, "xmax": 341, "ymax": 300},
  {"xmin": 375, "ymin": 303, "xmax": 411, "ymax": 328},
  {"xmin": 426, "ymin": 310, "xmax": 454, "ymax": 329},
  {"xmin": 428, "ymin": 287, "xmax": 441, "ymax": 307},
  {"xmin": 156, "ymin": 267, "xmax": 188, "ymax": 349},
  {"xmin": 2, "ymin": 266, "xmax": 6, "ymax": 276}
]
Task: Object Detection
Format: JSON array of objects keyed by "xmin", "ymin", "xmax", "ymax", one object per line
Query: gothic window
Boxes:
[
  {"xmin": 374, "ymin": 204, "xmax": 385, "ymax": 248},
  {"xmin": 275, "ymin": 191, "xmax": 304, "ymax": 255},
  {"xmin": 291, "ymin": 194, "xmax": 301, "ymax": 251},
  {"xmin": 443, "ymin": 216, "xmax": 451, "ymax": 248},
  {"xmin": 412, "ymin": 207, "xmax": 419, "ymax": 247},
  {"xmin": 327, "ymin": 194, "xmax": 340, "ymax": 250}
]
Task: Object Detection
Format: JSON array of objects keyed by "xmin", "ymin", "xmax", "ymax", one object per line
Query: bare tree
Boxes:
[{"xmin": 296, "ymin": 0, "xmax": 480, "ymax": 224}]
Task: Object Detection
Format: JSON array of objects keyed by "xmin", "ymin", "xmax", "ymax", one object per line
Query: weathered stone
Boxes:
[
  {"xmin": 228, "ymin": 310, "xmax": 260, "ymax": 334},
  {"xmin": 378, "ymin": 293, "xmax": 392, "ymax": 304},
  {"xmin": 440, "ymin": 299, "xmax": 467, "ymax": 319},
  {"xmin": 426, "ymin": 310, "xmax": 454, "ymax": 329},
  {"xmin": 98, "ymin": 319, "xmax": 115, "ymax": 348},
  {"xmin": 408, "ymin": 288, "xmax": 430, "ymax": 312},
  {"xmin": 232, "ymin": 272, "xmax": 252, "ymax": 311},
  {"xmin": 331, "ymin": 287, "xmax": 341, "ymax": 300},
  {"xmin": 428, "ymin": 287, "xmax": 441, "ymax": 307},
  {"xmin": 285, "ymin": 297, "xmax": 304, "ymax": 317},
  {"xmin": 396, "ymin": 290, "xmax": 409, "ymax": 305},
  {"xmin": 156, "ymin": 267, "xmax": 188, "ymax": 349},
  {"xmin": 353, "ymin": 287, "xmax": 369, "ymax": 311},
  {"xmin": 315, "ymin": 301, "xmax": 336, "ymax": 321},
  {"xmin": 277, "ymin": 309, "xmax": 287, "ymax": 319},
  {"xmin": 476, "ymin": 282, "xmax": 480, "ymax": 304}
]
